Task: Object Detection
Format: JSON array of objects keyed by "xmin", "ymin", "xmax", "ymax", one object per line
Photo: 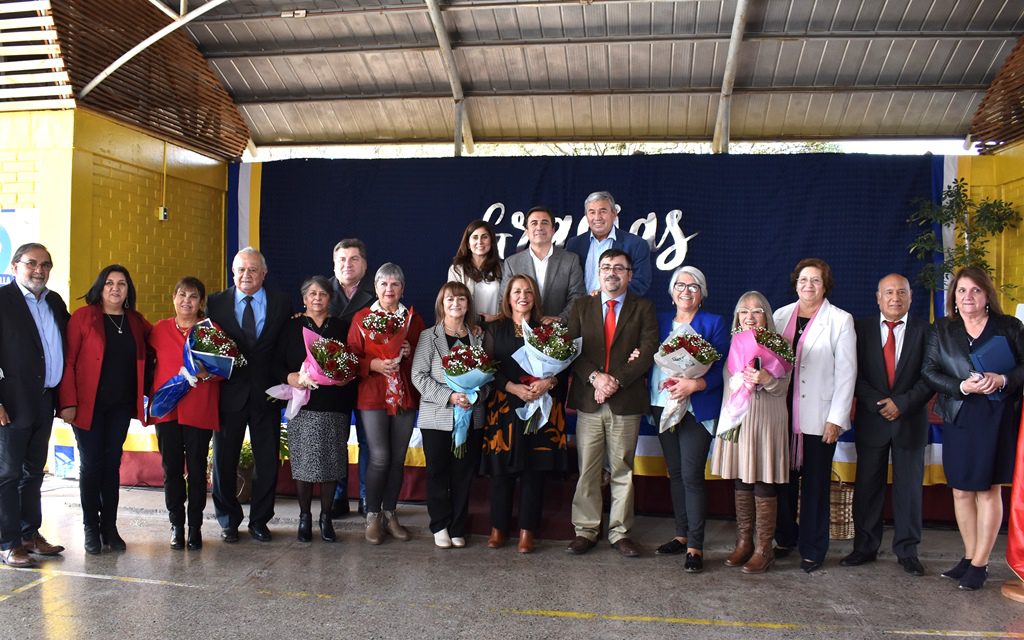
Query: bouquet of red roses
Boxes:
[
  {"xmin": 149, "ymin": 319, "xmax": 246, "ymax": 419},
  {"xmin": 266, "ymin": 328, "xmax": 359, "ymax": 419},
  {"xmin": 442, "ymin": 344, "xmax": 496, "ymax": 457},
  {"xmin": 512, "ymin": 320, "xmax": 581, "ymax": 433},
  {"xmin": 653, "ymin": 323, "xmax": 722, "ymax": 432},
  {"xmin": 360, "ymin": 306, "xmax": 414, "ymax": 415}
]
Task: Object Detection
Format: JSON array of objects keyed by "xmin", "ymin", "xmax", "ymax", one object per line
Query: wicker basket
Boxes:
[{"xmin": 829, "ymin": 468, "xmax": 854, "ymax": 540}]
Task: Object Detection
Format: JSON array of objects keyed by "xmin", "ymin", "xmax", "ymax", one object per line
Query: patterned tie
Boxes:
[
  {"xmin": 883, "ymin": 320, "xmax": 903, "ymax": 388},
  {"xmin": 242, "ymin": 295, "xmax": 257, "ymax": 343},
  {"xmin": 604, "ymin": 299, "xmax": 617, "ymax": 372}
]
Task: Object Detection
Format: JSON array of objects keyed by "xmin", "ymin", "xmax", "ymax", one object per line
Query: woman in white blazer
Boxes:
[
  {"xmin": 772, "ymin": 258, "xmax": 856, "ymax": 572},
  {"xmin": 411, "ymin": 281, "xmax": 487, "ymax": 549}
]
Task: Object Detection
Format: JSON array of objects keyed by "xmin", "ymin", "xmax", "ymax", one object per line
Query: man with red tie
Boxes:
[
  {"xmin": 842, "ymin": 273, "xmax": 934, "ymax": 575},
  {"xmin": 565, "ymin": 248, "xmax": 658, "ymax": 557}
]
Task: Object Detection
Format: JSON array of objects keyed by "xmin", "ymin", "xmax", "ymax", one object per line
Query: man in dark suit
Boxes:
[
  {"xmin": 565, "ymin": 191, "xmax": 652, "ymax": 296},
  {"xmin": 565, "ymin": 248, "xmax": 658, "ymax": 558},
  {"xmin": 841, "ymin": 273, "xmax": 933, "ymax": 575},
  {"xmin": 207, "ymin": 247, "xmax": 290, "ymax": 542},
  {"xmin": 327, "ymin": 238, "xmax": 376, "ymax": 517},
  {"xmin": 501, "ymin": 207, "xmax": 585, "ymax": 324},
  {"xmin": 0, "ymin": 243, "xmax": 69, "ymax": 567}
]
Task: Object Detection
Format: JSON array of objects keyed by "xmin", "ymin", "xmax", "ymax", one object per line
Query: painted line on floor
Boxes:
[
  {"xmin": 0, "ymin": 565, "xmax": 204, "ymax": 590},
  {"xmin": 501, "ymin": 607, "xmax": 1024, "ymax": 638},
  {"xmin": 256, "ymin": 588, "xmax": 335, "ymax": 600},
  {"xmin": 0, "ymin": 573, "xmax": 55, "ymax": 602}
]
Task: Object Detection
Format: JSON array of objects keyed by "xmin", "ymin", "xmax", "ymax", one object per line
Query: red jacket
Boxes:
[
  {"xmin": 58, "ymin": 304, "xmax": 151, "ymax": 430},
  {"xmin": 348, "ymin": 306, "xmax": 424, "ymax": 411},
  {"xmin": 147, "ymin": 318, "xmax": 221, "ymax": 430}
]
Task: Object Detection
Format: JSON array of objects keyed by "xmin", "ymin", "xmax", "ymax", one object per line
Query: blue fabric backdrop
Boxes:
[{"xmin": 254, "ymin": 153, "xmax": 937, "ymax": 324}]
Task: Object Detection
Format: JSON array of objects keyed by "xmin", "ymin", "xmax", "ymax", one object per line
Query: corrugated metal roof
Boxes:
[{"xmin": 166, "ymin": 0, "xmax": 1023, "ymax": 147}]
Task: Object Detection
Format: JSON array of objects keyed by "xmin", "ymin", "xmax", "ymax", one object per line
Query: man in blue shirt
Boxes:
[
  {"xmin": 0, "ymin": 243, "xmax": 69, "ymax": 567},
  {"xmin": 565, "ymin": 191, "xmax": 653, "ymax": 296}
]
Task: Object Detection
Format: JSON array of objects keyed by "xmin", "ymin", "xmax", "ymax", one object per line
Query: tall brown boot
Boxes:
[
  {"xmin": 724, "ymin": 489, "xmax": 754, "ymax": 567},
  {"xmin": 743, "ymin": 495, "xmax": 777, "ymax": 574}
]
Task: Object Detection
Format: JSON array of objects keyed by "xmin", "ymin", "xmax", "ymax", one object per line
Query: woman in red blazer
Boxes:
[
  {"xmin": 58, "ymin": 265, "xmax": 151, "ymax": 555},
  {"xmin": 148, "ymin": 277, "xmax": 220, "ymax": 551}
]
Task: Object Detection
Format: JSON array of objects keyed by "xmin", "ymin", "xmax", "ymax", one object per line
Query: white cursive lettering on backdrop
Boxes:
[{"xmin": 481, "ymin": 202, "xmax": 698, "ymax": 271}]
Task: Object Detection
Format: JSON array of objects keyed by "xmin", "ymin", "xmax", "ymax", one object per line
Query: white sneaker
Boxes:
[
  {"xmin": 433, "ymin": 529, "xmax": 452, "ymax": 549},
  {"xmin": 451, "ymin": 537, "xmax": 466, "ymax": 548}
]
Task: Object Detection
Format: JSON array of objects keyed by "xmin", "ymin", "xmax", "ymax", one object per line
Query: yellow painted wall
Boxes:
[
  {"xmin": 0, "ymin": 110, "xmax": 75, "ymax": 302},
  {"xmin": 69, "ymin": 109, "xmax": 227, "ymax": 321},
  {"xmin": 958, "ymin": 143, "xmax": 1024, "ymax": 312}
]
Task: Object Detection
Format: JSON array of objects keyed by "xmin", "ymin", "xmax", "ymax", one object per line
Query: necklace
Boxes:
[
  {"xmin": 174, "ymin": 320, "xmax": 193, "ymax": 337},
  {"xmin": 444, "ymin": 323, "xmax": 466, "ymax": 338},
  {"xmin": 105, "ymin": 313, "xmax": 125, "ymax": 335}
]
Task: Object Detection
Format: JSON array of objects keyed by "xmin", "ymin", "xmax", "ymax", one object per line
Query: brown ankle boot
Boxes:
[
  {"xmin": 743, "ymin": 495, "xmax": 777, "ymax": 574},
  {"xmin": 724, "ymin": 489, "xmax": 754, "ymax": 567},
  {"xmin": 487, "ymin": 527, "xmax": 506, "ymax": 549},
  {"xmin": 517, "ymin": 529, "xmax": 535, "ymax": 554},
  {"xmin": 365, "ymin": 512, "xmax": 384, "ymax": 545}
]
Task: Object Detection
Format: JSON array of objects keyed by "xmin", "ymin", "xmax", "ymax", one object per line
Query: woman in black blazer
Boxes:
[{"xmin": 922, "ymin": 266, "xmax": 1024, "ymax": 591}]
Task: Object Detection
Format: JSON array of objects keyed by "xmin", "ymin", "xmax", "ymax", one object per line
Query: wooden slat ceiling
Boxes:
[
  {"xmin": 48, "ymin": 0, "xmax": 250, "ymax": 159},
  {"xmin": 970, "ymin": 35, "xmax": 1024, "ymax": 153},
  {"xmin": 0, "ymin": 1, "xmax": 74, "ymax": 112},
  {"xmin": 163, "ymin": 0, "xmax": 1023, "ymax": 150}
]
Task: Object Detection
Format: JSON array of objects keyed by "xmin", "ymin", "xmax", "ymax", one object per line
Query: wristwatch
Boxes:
[{"xmin": 588, "ymin": 371, "xmax": 599, "ymax": 385}]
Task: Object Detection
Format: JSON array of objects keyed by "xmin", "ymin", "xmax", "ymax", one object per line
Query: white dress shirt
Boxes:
[
  {"xmin": 529, "ymin": 244, "xmax": 554, "ymax": 298},
  {"xmin": 879, "ymin": 312, "xmax": 909, "ymax": 364}
]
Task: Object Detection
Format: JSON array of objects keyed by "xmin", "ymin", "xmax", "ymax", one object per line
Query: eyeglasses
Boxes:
[
  {"xmin": 737, "ymin": 308, "xmax": 765, "ymax": 316},
  {"xmin": 797, "ymin": 277, "xmax": 823, "ymax": 286},
  {"xmin": 673, "ymin": 283, "xmax": 701, "ymax": 293},
  {"xmin": 599, "ymin": 265, "xmax": 631, "ymax": 274},
  {"xmin": 17, "ymin": 259, "xmax": 53, "ymax": 271}
]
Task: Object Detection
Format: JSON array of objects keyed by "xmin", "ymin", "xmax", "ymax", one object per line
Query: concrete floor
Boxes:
[{"xmin": 2, "ymin": 477, "xmax": 1024, "ymax": 639}]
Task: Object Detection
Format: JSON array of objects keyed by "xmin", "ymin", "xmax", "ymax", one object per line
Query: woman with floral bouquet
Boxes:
[
  {"xmin": 649, "ymin": 266, "xmax": 729, "ymax": 573},
  {"xmin": 148, "ymin": 277, "xmax": 224, "ymax": 551},
  {"xmin": 411, "ymin": 282, "xmax": 490, "ymax": 548},
  {"xmin": 711, "ymin": 291, "xmax": 794, "ymax": 573},
  {"xmin": 275, "ymin": 276, "xmax": 358, "ymax": 543},
  {"xmin": 481, "ymin": 275, "xmax": 569, "ymax": 553},
  {"xmin": 348, "ymin": 263, "xmax": 425, "ymax": 544}
]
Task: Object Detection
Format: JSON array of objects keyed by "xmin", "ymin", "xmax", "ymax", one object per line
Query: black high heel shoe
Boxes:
[
  {"xmin": 319, "ymin": 513, "xmax": 336, "ymax": 542},
  {"xmin": 297, "ymin": 513, "xmax": 313, "ymax": 542},
  {"xmin": 84, "ymin": 527, "xmax": 102, "ymax": 555},
  {"xmin": 187, "ymin": 526, "xmax": 202, "ymax": 550},
  {"xmin": 958, "ymin": 564, "xmax": 988, "ymax": 591}
]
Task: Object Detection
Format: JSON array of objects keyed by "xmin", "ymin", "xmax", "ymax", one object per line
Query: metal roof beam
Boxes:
[
  {"xmin": 200, "ymin": 30, "xmax": 1022, "ymax": 60},
  {"xmin": 231, "ymin": 84, "xmax": 990, "ymax": 105},
  {"xmin": 423, "ymin": 0, "xmax": 474, "ymax": 154},
  {"xmin": 712, "ymin": 0, "xmax": 749, "ymax": 154}
]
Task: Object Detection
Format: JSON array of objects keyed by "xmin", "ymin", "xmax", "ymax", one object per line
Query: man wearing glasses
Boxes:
[
  {"xmin": 565, "ymin": 191, "xmax": 652, "ymax": 296},
  {"xmin": 566, "ymin": 249, "xmax": 658, "ymax": 557},
  {"xmin": 0, "ymin": 243, "xmax": 69, "ymax": 567}
]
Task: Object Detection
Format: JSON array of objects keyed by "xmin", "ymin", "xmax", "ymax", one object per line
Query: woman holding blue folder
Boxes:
[{"xmin": 922, "ymin": 266, "xmax": 1024, "ymax": 591}]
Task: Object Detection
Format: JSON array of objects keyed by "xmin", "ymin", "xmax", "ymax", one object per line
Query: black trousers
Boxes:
[
  {"xmin": 490, "ymin": 470, "xmax": 547, "ymax": 532},
  {"xmin": 775, "ymin": 433, "xmax": 836, "ymax": 563},
  {"xmin": 212, "ymin": 402, "xmax": 281, "ymax": 529},
  {"xmin": 156, "ymin": 421, "xmax": 214, "ymax": 527},
  {"xmin": 655, "ymin": 409, "xmax": 713, "ymax": 550},
  {"xmin": 0, "ymin": 389, "xmax": 55, "ymax": 550},
  {"xmin": 852, "ymin": 440, "xmax": 925, "ymax": 559},
  {"xmin": 74, "ymin": 402, "xmax": 133, "ymax": 531},
  {"xmin": 421, "ymin": 428, "xmax": 482, "ymax": 536}
]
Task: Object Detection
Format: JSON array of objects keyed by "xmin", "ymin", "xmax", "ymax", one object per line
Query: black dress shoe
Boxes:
[
  {"xmin": 898, "ymin": 556, "xmax": 924, "ymax": 576},
  {"xmin": 187, "ymin": 526, "xmax": 202, "ymax": 550},
  {"xmin": 801, "ymin": 559, "xmax": 823, "ymax": 573},
  {"xmin": 319, "ymin": 513, "xmax": 336, "ymax": 542},
  {"xmin": 958, "ymin": 564, "xmax": 988, "ymax": 591},
  {"xmin": 773, "ymin": 546, "xmax": 794, "ymax": 558},
  {"xmin": 566, "ymin": 536, "xmax": 596, "ymax": 555},
  {"xmin": 170, "ymin": 525, "xmax": 185, "ymax": 550},
  {"xmin": 839, "ymin": 550, "xmax": 877, "ymax": 567},
  {"xmin": 297, "ymin": 514, "xmax": 312, "ymax": 543},
  {"xmin": 330, "ymin": 499, "xmax": 350, "ymax": 519},
  {"xmin": 249, "ymin": 524, "xmax": 272, "ymax": 542},
  {"xmin": 102, "ymin": 527, "xmax": 127, "ymax": 552},
  {"xmin": 611, "ymin": 538, "xmax": 641, "ymax": 558},
  {"xmin": 655, "ymin": 539, "xmax": 687, "ymax": 555},
  {"xmin": 941, "ymin": 557, "xmax": 971, "ymax": 580},
  {"xmin": 84, "ymin": 527, "xmax": 102, "ymax": 555},
  {"xmin": 684, "ymin": 552, "xmax": 704, "ymax": 574},
  {"xmin": 221, "ymin": 527, "xmax": 239, "ymax": 543}
]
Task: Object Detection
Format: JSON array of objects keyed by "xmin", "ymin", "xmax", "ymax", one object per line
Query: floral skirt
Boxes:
[{"xmin": 480, "ymin": 389, "xmax": 569, "ymax": 476}]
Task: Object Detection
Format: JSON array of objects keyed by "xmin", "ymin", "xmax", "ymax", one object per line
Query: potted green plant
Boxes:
[
  {"xmin": 206, "ymin": 439, "xmax": 255, "ymax": 504},
  {"xmin": 908, "ymin": 177, "xmax": 1020, "ymax": 298}
]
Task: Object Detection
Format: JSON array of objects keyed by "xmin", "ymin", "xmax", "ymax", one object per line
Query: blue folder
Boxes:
[{"xmin": 970, "ymin": 335, "xmax": 1016, "ymax": 401}]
